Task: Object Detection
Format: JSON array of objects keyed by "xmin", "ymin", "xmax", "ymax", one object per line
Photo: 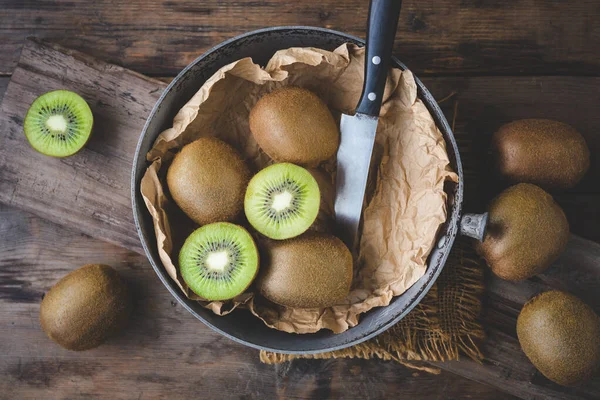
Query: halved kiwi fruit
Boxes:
[
  {"xmin": 244, "ymin": 163, "xmax": 320, "ymax": 240},
  {"xmin": 179, "ymin": 222, "xmax": 259, "ymax": 301},
  {"xmin": 24, "ymin": 90, "xmax": 93, "ymax": 157}
]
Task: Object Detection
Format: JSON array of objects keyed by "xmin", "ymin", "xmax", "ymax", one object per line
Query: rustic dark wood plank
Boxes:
[
  {"xmin": 2, "ymin": 42, "xmax": 600, "ymax": 398},
  {"xmin": 1, "ymin": 0, "xmax": 599, "ymax": 76},
  {"xmin": 0, "ymin": 77, "xmax": 8, "ymax": 104},
  {"xmin": 3, "ymin": 203, "xmax": 598, "ymax": 399},
  {"xmin": 419, "ymin": 76, "xmax": 600, "ymax": 398},
  {"xmin": 429, "ymin": 234, "xmax": 600, "ymax": 400},
  {"xmin": 422, "ymin": 76, "xmax": 600, "ymax": 242},
  {"xmin": 423, "ymin": 76, "xmax": 600, "ymax": 190},
  {"xmin": 553, "ymin": 194, "xmax": 600, "ymax": 245},
  {"xmin": 2, "ymin": 40, "xmax": 598, "ymax": 259},
  {"xmin": 0, "ymin": 205, "xmax": 514, "ymax": 400},
  {"xmin": 0, "ymin": 39, "xmax": 167, "ymax": 254}
]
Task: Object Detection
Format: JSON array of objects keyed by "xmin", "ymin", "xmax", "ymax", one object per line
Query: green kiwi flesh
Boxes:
[
  {"xmin": 517, "ymin": 291, "xmax": 600, "ymax": 386},
  {"xmin": 244, "ymin": 163, "xmax": 320, "ymax": 240},
  {"xmin": 179, "ymin": 222, "xmax": 259, "ymax": 301},
  {"xmin": 167, "ymin": 137, "xmax": 250, "ymax": 226},
  {"xmin": 39, "ymin": 264, "xmax": 132, "ymax": 351},
  {"xmin": 256, "ymin": 232, "xmax": 353, "ymax": 308},
  {"xmin": 24, "ymin": 90, "xmax": 94, "ymax": 157}
]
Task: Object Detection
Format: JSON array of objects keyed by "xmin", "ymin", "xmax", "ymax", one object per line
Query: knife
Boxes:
[{"xmin": 334, "ymin": 0, "xmax": 403, "ymax": 250}]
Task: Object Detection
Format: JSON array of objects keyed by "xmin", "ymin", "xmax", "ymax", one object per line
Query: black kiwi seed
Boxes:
[
  {"xmin": 193, "ymin": 239, "xmax": 245, "ymax": 282},
  {"xmin": 261, "ymin": 179, "xmax": 305, "ymax": 222}
]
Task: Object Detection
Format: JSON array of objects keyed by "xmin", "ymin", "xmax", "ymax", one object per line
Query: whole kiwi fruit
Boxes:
[
  {"xmin": 257, "ymin": 232, "xmax": 353, "ymax": 308},
  {"xmin": 40, "ymin": 264, "xmax": 132, "ymax": 351},
  {"xmin": 491, "ymin": 119, "xmax": 590, "ymax": 190},
  {"xmin": 167, "ymin": 137, "xmax": 250, "ymax": 225},
  {"xmin": 249, "ymin": 86, "xmax": 339, "ymax": 166},
  {"xmin": 476, "ymin": 183, "xmax": 569, "ymax": 281},
  {"xmin": 517, "ymin": 291, "xmax": 600, "ymax": 386}
]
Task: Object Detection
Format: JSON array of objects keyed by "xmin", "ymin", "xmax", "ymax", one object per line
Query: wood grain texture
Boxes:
[
  {"xmin": 1, "ymin": 41, "xmax": 600, "ymax": 399},
  {"xmin": 421, "ymin": 76, "xmax": 600, "ymax": 242},
  {"xmin": 430, "ymin": 235, "xmax": 600, "ymax": 400},
  {"xmin": 1, "ymin": 0, "xmax": 599, "ymax": 77},
  {"xmin": 1, "ymin": 42, "xmax": 598, "ymax": 260},
  {"xmin": 0, "ymin": 205, "xmax": 514, "ymax": 400},
  {"xmin": 0, "ymin": 77, "xmax": 9, "ymax": 104},
  {"xmin": 0, "ymin": 39, "xmax": 167, "ymax": 254}
]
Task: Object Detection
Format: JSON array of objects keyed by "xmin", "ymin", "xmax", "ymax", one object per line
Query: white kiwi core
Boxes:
[
  {"xmin": 272, "ymin": 191, "xmax": 293, "ymax": 212},
  {"xmin": 46, "ymin": 114, "xmax": 68, "ymax": 133},
  {"xmin": 206, "ymin": 250, "xmax": 229, "ymax": 272}
]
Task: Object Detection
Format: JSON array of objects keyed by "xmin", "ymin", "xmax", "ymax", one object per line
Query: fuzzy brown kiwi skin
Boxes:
[
  {"xmin": 491, "ymin": 119, "xmax": 590, "ymax": 190},
  {"xmin": 39, "ymin": 264, "xmax": 132, "ymax": 351},
  {"xmin": 256, "ymin": 232, "xmax": 353, "ymax": 308},
  {"xmin": 307, "ymin": 168, "xmax": 335, "ymax": 234},
  {"xmin": 167, "ymin": 137, "xmax": 250, "ymax": 226},
  {"xmin": 249, "ymin": 87, "xmax": 339, "ymax": 167},
  {"xmin": 517, "ymin": 291, "xmax": 600, "ymax": 386},
  {"xmin": 475, "ymin": 183, "xmax": 569, "ymax": 281}
]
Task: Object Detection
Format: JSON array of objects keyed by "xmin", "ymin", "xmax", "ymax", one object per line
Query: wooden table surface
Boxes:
[{"xmin": 1, "ymin": 1, "xmax": 599, "ymax": 399}]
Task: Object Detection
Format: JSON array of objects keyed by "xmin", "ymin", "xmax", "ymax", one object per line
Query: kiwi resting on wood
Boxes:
[
  {"xmin": 491, "ymin": 119, "xmax": 590, "ymax": 190},
  {"xmin": 24, "ymin": 90, "xmax": 94, "ymax": 157},
  {"xmin": 249, "ymin": 86, "xmax": 340, "ymax": 166},
  {"xmin": 39, "ymin": 264, "xmax": 132, "ymax": 351},
  {"xmin": 167, "ymin": 137, "xmax": 250, "ymax": 226},
  {"xmin": 517, "ymin": 291, "xmax": 600, "ymax": 386},
  {"xmin": 256, "ymin": 232, "xmax": 353, "ymax": 308},
  {"xmin": 476, "ymin": 183, "xmax": 569, "ymax": 281}
]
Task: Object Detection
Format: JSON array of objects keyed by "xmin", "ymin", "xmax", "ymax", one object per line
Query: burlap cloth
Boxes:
[{"xmin": 261, "ymin": 99, "xmax": 486, "ymax": 372}]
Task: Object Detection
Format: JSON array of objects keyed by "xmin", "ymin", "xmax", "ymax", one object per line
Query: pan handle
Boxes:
[{"xmin": 459, "ymin": 212, "xmax": 489, "ymax": 242}]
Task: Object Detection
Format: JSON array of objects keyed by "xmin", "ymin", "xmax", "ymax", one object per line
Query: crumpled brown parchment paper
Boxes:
[{"xmin": 141, "ymin": 43, "xmax": 458, "ymax": 333}]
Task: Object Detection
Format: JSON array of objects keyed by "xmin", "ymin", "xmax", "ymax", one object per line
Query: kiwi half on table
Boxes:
[
  {"xmin": 244, "ymin": 163, "xmax": 320, "ymax": 240},
  {"xmin": 179, "ymin": 222, "xmax": 259, "ymax": 301},
  {"xmin": 24, "ymin": 90, "xmax": 93, "ymax": 157}
]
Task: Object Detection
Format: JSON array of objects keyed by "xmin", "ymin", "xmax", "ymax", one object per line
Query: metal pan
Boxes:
[{"xmin": 131, "ymin": 26, "xmax": 487, "ymax": 354}]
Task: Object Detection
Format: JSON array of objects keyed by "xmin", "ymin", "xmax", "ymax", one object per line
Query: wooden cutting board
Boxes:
[
  {"xmin": 0, "ymin": 39, "xmax": 167, "ymax": 254},
  {"xmin": 1, "ymin": 39, "xmax": 599, "ymax": 400}
]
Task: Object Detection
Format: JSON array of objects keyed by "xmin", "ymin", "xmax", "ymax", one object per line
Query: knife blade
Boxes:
[
  {"xmin": 334, "ymin": 0, "xmax": 402, "ymax": 250},
  {"xmin": 334, "ymin": 113, "xmax": 378, "ymax": 248}
]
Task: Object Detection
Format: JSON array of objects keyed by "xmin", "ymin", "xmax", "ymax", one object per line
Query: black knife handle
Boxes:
[{"xmin": 356, "ymin": 0, "xmax": 402, "ymax": 117}]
